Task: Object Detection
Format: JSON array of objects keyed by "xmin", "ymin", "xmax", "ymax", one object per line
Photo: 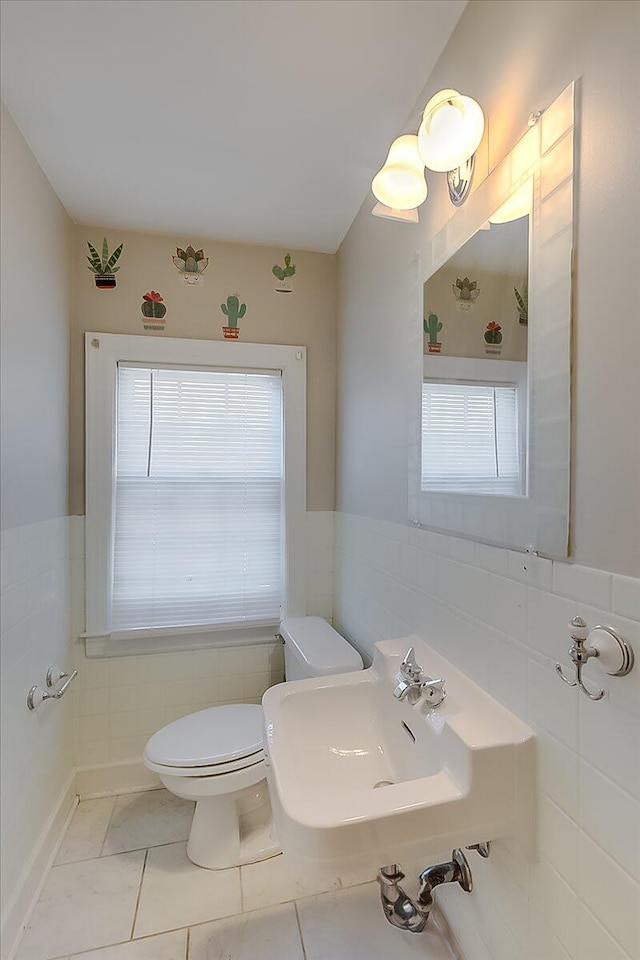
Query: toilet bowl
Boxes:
[
  {"xmin": 143, "ymin": 703, "xmax": 278, "ymax": 869},
  {"xmin": 143, "ymin": 617, "xmax": 363, "ymax": 870}
]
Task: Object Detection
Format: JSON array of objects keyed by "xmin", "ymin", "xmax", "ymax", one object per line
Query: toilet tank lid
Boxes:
[{"xmin": 280, "ymin": 616, "xmax": 363, "ymax": 675}]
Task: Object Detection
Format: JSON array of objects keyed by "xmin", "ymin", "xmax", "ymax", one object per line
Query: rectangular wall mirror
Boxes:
[{"xmin": 409, "ymin": 83, "xmax": 576, "ymax": 558}]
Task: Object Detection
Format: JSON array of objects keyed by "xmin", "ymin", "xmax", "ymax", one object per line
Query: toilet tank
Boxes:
[{"xmin": 280, "ymin": 616, "xmax": 363, "ymax": 681}]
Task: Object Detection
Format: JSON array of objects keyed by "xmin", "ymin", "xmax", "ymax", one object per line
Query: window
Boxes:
[
  {"xmin": 422, "ymin": 380, "xmax": 522, "ymax": 495},
  {"xmin": 114, "ymin": 365, "xmax": 283, "ymax": 632},
  {"xmin": 85, "ymin": 335, "xmax": 306, "ymax": 657}
]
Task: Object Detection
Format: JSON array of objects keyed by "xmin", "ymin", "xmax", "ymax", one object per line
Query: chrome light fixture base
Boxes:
[{"xmin": 446, "ymin": 155, "xmax": 475, "ymax": 206}]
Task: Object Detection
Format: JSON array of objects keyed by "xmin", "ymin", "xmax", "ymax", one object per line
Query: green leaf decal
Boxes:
[
  {"xmin": 87, "ymin": 242, "xmax": 102, "ymax": 268},
  {"xmin": 106, "ymin": 243, "xmax": 123, "ymax": 272}
]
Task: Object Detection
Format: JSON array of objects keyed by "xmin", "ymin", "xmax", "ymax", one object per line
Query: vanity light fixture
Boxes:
[
  {"xmin": 371, "ymin": 135, "xmax": 428, "ymax": 211},
  {"xmin": 372, "ymin": 203, "xmax": 420, "ymax": 223},
  {"xmin": 371, "ymin": 89, "xmax": 485, "ymax": 219},
  {"xmin": 417, "ymin": 90, "xmax": 485, "ymax": 172}
]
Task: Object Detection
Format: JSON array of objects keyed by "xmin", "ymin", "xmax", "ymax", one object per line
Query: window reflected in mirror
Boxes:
[{"xmin": 421, "ymin": 185, "xmax": 530, "ymax": 496}]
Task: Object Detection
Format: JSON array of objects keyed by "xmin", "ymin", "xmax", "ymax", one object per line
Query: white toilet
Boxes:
[{"xmin": 143, "ymin": 617, "xmax": 363, "ymax": 869}]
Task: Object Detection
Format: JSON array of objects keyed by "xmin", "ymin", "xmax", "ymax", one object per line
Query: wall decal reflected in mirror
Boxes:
[{"xmin": 409, "ymin": 82, "xmax": 577, "ymax": 558}]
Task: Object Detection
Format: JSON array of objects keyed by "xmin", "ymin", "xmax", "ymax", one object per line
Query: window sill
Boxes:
[{"xmin": 83, "ymin": 621, "xmax": 281, "ymax": 658}]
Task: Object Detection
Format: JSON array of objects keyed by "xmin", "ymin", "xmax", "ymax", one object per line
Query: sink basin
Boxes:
[{"xmin": 262, "ymin": 635, "xmax": 535, "ymax": 873}]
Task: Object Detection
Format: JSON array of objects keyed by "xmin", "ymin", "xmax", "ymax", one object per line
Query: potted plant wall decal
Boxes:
[
  {"xmin": 172, "ymin": 245, "xmax": 209, "ymax": 285},
  {"xmin": 514, "ymin": 282, "xmax": 528, "ymax": 325},
  {"xmin": 141, "ymin": 291, "xmax": 167, "ymax": 331},
  {"xmin": 452, "ymin": 276, "xmax": 480, "ymax": 311},
  {"xmin": 272, "ymin": 253, "xmax": 296, "ymax": 293},
  {"xmin": 424, "ymin": 312, "xmax": 443, "ymax": 354},
  {"xmin": 484, "ymin": 321, "xmax": 503, "ymax": 355},
  {"xmin": 221, "ymin": 295, "xmax": 246, "ymax": 339},
  {"xmin": 86, "ymin": 238, "xmax": 123, "ymax": 289}
]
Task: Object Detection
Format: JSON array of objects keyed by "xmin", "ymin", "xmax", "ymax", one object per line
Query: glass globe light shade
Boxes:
[
  {"xmin": 489, "ymin": 180, "xmax": 533, "ymax": 224},
  {"xmin": 418, "ymin": 89, "xmax": 485, "ymax": 172},
  {"xmin": 371, "ymin": 135, "xmax": 428, "ymax": 210}
]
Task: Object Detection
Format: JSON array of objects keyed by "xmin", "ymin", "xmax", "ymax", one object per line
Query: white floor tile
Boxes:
[
  {"xmin": 70, "ymin": 930, "xmax": 187, "ymax": 960},
  {"xmin": 102, "ymin": 790, "xmax": 194, "ymax": 856},
  {"xmin": 134, "ymin": 842, "xmax": 241, "ymax": 938},
  {"xmin": 16, "ymin": 851, "xmax": 145, "ymax": 960},
  {"xmin": 296, "ymin": 882, "xmax": 453, "ymax": 959},
  {"xmin": 188, "ymin": 903, "xmax": 304, "ymax": 960},
  {"xmin": 240, "ymin": 852, "xmax": 340, "ymax": 911},
  {"xmin": 55, "ymin": 797, "xmax": 116, "ymax": 865}
]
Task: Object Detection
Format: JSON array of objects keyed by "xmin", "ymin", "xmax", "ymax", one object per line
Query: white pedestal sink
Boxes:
[{"xmin": 262, "ymin": 635, "xmax": 535, "ymax": 874}]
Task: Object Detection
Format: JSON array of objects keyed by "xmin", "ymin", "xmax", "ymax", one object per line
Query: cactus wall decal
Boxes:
[
  {"xmin": 424, "ymin": 311, "xmax": 443, "ymax": 354},
  {"xmin": 86, "ymin": 238, "xmax": 124, "ymax": 289},
  {"xmin": 272, "ymin": 253, "xmax": 296, "ymax": 293},
  {"xmin": 172, "ymin": 245, "xmax": 209, "ymax": 284},
  {"xmin": 484, "ymin": 321, "xmax": 503, "ymax": 354},
  {"xmin": 141, "ymin": 291, "xmax": 167, "ymax": 331},
  {"xmin": 452, "ymin": 276, "xmax": 480, "ymax": 310},
  {"xmin": 221, "ymin": 294, "xmax": 246, "ymax": 339}
]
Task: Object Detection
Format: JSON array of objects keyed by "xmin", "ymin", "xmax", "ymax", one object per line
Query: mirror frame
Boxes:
[{"xmin": 408, "ymin": 82, "xmax": 577, "ymax": 558}]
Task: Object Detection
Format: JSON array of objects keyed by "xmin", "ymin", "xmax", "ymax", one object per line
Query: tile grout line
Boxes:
[
  {"xmin": 293, "ymin": 901, "xmax": 308, "ymax": 960},
  {"xmin": 58, "ymin": 927, "xmax": 191, "ymax": 959},
  {"xmin": 185, "ymin": 925, "xmax": 190, "ymax": 960},
  {"xmin": 98, "ymin": 795, "xmax": 119, "ymax": 857},
  {"xmin": 129, "ymin": 848, "xmax": 149, "ymax": 940}
]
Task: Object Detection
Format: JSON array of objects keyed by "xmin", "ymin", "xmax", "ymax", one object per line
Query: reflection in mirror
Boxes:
[{"xmin": 421, "ymin": 186, "xmax": 530, "ymax": 497}]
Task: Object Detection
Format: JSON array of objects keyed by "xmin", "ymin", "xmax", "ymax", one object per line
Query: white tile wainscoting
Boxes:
[
  {"xmin": 16, "ymin": 789, "xmax": 456, "ymax": 960},
  {"xmin": 333, "ymin": 512, "xmax": 640, "ymax": 960},
  {"xmin": 0, "ymin": 518, "xmax": 76, "ymax": 959},
  {"xmin": 67, "ymin": 512, "xmax": 334, "ymax": 793}
]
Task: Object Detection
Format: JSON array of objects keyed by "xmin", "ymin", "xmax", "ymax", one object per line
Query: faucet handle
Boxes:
[
  {"xmin": 400, "ymin": 647, "xmax": 423, "ymax": 682},
  {"xmin": 421, "ymin": 678, "xmax": 446, "ymax": 706}
]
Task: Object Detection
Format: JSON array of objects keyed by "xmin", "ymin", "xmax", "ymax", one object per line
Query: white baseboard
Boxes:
[
  {"xmin": 75, "ymin": 759, "xmax": 161, "ymax": 799},
  {"xmin": 1, "ymin": 772, "xmax": 78, "ymax": 960}
]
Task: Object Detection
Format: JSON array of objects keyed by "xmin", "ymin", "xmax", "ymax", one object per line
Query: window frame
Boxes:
[
  {"xmin": 85, "ymin": 333, "xmax": 307, "ymax": 657},
  {"xmin": 421, "ymin": 355, "xmax": 528, "ymax": 497}
]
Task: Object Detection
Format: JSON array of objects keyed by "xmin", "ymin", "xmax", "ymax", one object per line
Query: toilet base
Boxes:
[{"xmin": 185, "ymin": 781, "xmax": 280, "ymax": 870}]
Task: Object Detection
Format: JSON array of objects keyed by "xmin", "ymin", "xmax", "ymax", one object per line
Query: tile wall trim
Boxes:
[
  {"xmin": 1, "ymin": 773, "xmax": 77, "ymax": 960},
  {"xmin": 75, "ymin": 761, "xmax": 162, "ymax": 801}
]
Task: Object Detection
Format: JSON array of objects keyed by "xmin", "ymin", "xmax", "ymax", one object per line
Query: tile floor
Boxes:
[{"xmin": 15, "ymin": 788, "xmax": 456, "ymax": 960}]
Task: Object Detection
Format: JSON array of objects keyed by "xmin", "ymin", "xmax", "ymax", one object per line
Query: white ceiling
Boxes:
[{"xmin": 0, "ymin": 0, "xmax": 466, "ymax": 253}]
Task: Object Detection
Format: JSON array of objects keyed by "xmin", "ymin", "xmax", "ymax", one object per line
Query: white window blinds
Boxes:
[
  {"xmin": 113, "ymin": 365, "xmax": 283, "ymax": 632},
  {"xmin": 422, "ymin": 381, "xmax": 521, "ymax": 495}
]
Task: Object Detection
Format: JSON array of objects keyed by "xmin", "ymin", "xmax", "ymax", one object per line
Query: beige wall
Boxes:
[
  {"xmin": 70, "ymin": 225, "xmax": 336, "ymax": 515},
  {"xmin": 1, "ymin": 103, "xmax": 72, "ymax": 529},
  {"xmin": 336, "ymin": 0, "xmax": 640, "ymax": 577}
]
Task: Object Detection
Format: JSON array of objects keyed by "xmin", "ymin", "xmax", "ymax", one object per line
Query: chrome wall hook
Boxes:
[
  {"xmin": 27, "ymin": 669, "xmax": 78, "ymax": 710},
  {"xmin": 556, "ymin": 617, "xmax": 634, "ymax": 702}
]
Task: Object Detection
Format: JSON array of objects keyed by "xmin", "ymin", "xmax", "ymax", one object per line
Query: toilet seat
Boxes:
[
  {"xmin": 144, "ymin": 749, "xmax": 266, "ymax": 778},
  {"xmin": 143, "ymin": 703, "xmax": 266, "ymax": 778}
]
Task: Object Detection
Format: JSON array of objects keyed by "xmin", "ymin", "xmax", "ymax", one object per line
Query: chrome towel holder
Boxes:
[{"xmin": 27, "ymin": 667, "xmax": 78, "ymax": 711}]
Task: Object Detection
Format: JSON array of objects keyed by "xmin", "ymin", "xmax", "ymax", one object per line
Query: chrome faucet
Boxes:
[{"xmin": 393, "ymin": 647, "xmax": 446, "ymax": 707}]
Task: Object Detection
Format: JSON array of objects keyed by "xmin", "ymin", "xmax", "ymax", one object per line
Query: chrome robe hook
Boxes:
[{"xmin": 556, "ymin": 617, "xmax": 634, "ymax": 701}]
